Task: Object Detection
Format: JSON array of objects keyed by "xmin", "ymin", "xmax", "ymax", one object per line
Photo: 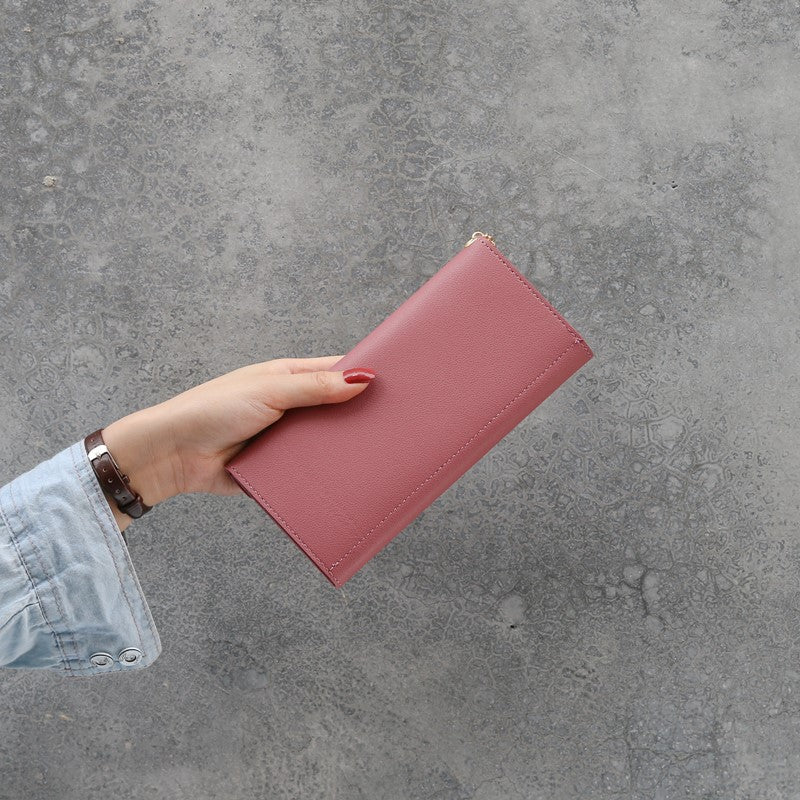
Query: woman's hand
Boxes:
[{"xmin": 100, "ymin": 356, "xmax": 376, "ymax": 531}]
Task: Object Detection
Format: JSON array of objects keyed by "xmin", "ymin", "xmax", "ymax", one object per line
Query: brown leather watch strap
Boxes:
[{"xmin": 84, "ymin": 428, "xmax": 152, "ymax": 519}]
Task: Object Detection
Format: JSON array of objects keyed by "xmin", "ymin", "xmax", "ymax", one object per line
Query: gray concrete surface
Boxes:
[{"xmin": 2, "ymin": 0, "xmax": 800, "ymax": 797}]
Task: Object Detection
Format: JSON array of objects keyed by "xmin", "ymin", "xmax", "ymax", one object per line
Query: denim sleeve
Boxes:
[{"xmin": 0, "ymin": 439, "xmax": 161, "ymax": 675}]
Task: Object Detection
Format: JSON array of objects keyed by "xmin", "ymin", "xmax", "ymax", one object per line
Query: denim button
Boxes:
[
  {"xmin": 118, "ymin": 647, "xmax": 143, "ymax": 665},
  {"xmin": 89, "ymin": 652, "xmax": 114, "ymax": 667}
]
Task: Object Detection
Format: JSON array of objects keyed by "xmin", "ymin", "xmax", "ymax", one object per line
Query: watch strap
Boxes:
[{"xmin": 84, "ymin": 428, "xmax": 152, "ymax": 519}]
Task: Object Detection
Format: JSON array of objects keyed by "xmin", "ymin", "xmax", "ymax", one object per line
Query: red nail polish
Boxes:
[{"xmin": 343, "ymin": 368, "xmax": 376, "ymax": 384}]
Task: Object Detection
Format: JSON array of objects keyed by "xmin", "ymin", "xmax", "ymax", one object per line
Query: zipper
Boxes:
[{"xmin": 464, "ymin": 231, "xmax": 495, "ymax": 248}]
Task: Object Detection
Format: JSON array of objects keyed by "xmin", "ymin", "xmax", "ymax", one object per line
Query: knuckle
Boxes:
[{"xmin": 314, "ymin": 370, "xmax": 333, "ymax": 391}]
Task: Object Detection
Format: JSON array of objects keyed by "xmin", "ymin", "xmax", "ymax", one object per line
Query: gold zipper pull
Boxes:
[{"xmin": 464, "ymin": 231, "xmax": 495, "ymax": 248}]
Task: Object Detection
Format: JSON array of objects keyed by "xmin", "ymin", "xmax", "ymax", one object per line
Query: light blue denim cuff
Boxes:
[{"xmin": 0, "ymin": 439, "xmax": 162, "ymax": 675}]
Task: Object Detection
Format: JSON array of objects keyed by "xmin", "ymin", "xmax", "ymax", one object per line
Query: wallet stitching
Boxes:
[
  {"xmin": 479, "ymin": 239, "xmax": 593, "ymax": 359},
  {"xmin": 326, "ymin": 337, "xmax": 583, "ymax": 570},
  {"xmin": 231, "ymin": 243, "xmax": 591, "ymax": 579}
]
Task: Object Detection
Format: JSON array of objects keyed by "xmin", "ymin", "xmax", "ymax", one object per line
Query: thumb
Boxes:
[{"xmin": 263, "ymin": 367, "xmax": 377, "ymax": 411}]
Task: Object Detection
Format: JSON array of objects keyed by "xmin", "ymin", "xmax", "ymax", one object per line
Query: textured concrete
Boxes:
[{"xmin": 2, "ymin": 0, "xmax": 800, "ymax": 797}]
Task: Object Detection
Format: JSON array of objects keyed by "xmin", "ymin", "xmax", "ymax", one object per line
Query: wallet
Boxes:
[{"xmin": 225, "ymin": 232, "xmax": 593, "ymax": 587}]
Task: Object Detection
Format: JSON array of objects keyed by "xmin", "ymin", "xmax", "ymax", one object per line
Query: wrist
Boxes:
[{"xmin": 100, "ymin": 405, "xmax": 181, "ymax": 521}]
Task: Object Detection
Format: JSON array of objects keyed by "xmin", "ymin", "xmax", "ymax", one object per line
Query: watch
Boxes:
[{"xmin": 84, "ymin": 428, "xmax": 153, "ymax": 519}]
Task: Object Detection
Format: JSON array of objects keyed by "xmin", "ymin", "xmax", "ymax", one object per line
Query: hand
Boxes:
[{"xmin": 101, "ymin": 356, "xmax": 376, "ymax": 532}]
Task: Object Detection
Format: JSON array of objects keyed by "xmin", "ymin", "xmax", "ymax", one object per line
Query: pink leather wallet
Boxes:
[{"xmin": 225, "ymin": 232, "xmax": 593, "ymax": 587}]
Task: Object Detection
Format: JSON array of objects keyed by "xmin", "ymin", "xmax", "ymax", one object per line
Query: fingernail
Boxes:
[{"xmin": 343, "ymin": 367, "xmax": 376, "ymax": 384}]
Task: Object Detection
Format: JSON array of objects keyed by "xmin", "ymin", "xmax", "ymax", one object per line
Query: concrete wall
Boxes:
[{"xmin": 2, "ymin": 1, "xmax": 799, "ymax": 797}]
